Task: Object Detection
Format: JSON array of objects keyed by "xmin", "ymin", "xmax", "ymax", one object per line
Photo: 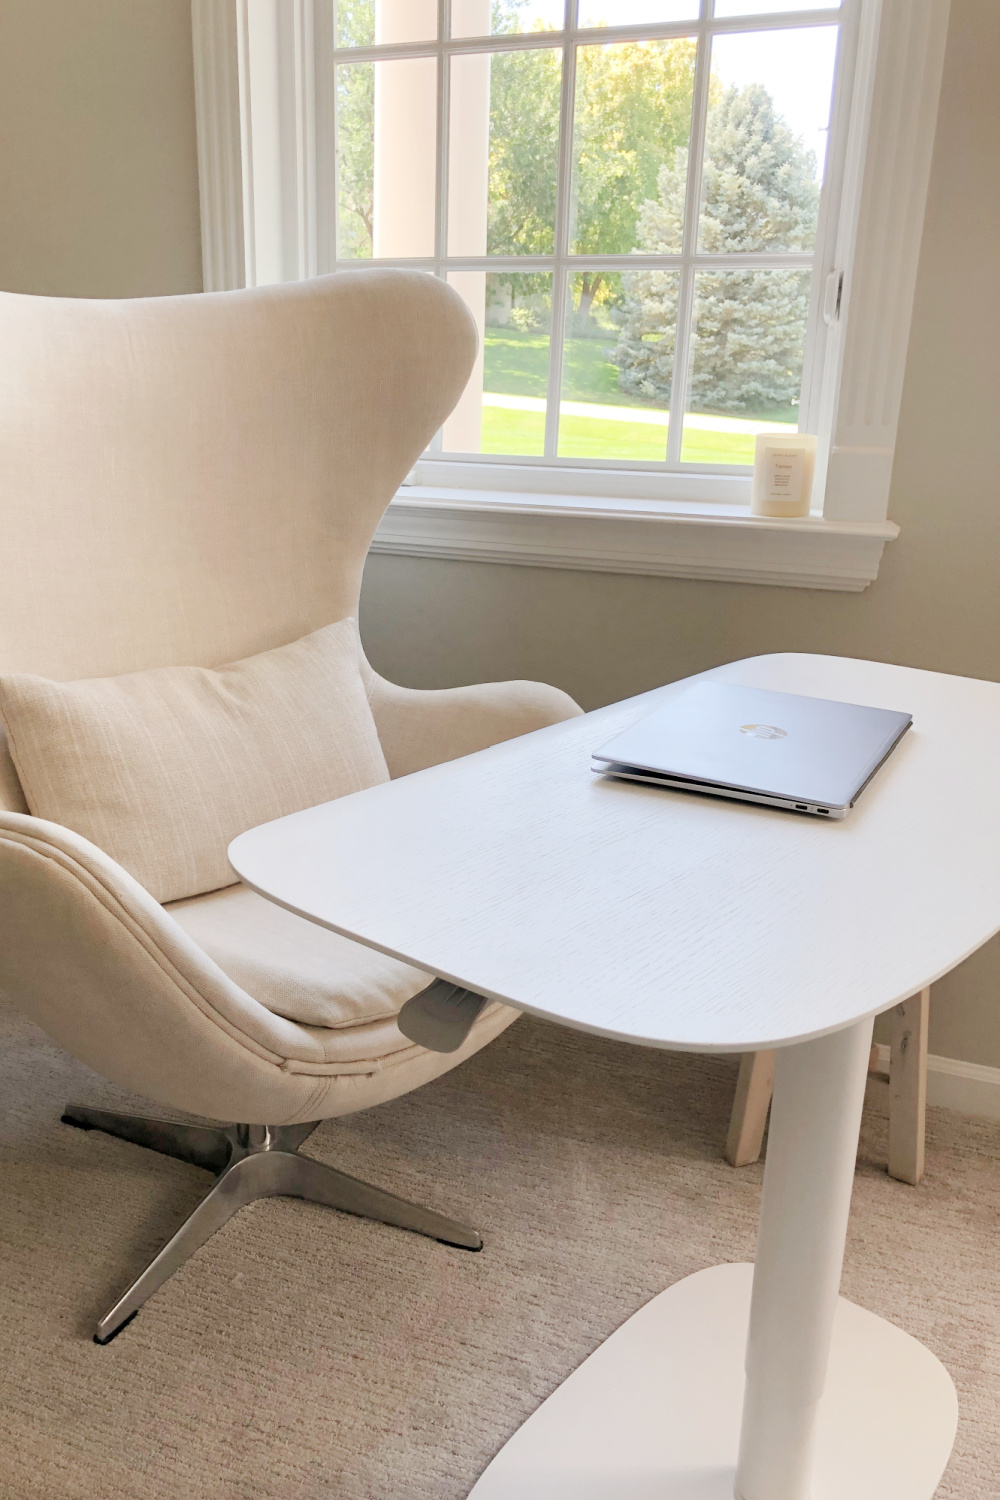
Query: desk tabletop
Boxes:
[{"xmin": 229, "ymin": 655, "xmax": 1000, "ymax": 1052}]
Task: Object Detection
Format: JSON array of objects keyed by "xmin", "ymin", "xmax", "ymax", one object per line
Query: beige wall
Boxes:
[
  {"xmin": 361, "ymin": 0, "xmax": 1000, "ymax": 1065},
  {"xmin": 0, "ymin": 0, "xmax": 202, "ymax": 297},
  {"xmin": 0, "ymin": 0, "xmax": 996, "ymax": 1062}
]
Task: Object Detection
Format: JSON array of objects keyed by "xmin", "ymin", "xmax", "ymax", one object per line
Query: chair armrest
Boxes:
[
  {"xmin": 0, "ymin": 812, "xmax": 344, "ymax": 1121},
  {"xmin": 362, "ymin": 667, "xmax": 582, "ymax": 778}
]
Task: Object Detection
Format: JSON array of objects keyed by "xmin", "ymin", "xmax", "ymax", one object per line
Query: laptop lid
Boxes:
[{"xmin": 592, "ymin": 682, "xmax": 912, "ymax": 811}]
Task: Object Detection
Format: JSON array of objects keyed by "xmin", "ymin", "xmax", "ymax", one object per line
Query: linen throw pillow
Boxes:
[{"xmin": 0, "ymin": 619, "xmax": 389, "ymax": 903}]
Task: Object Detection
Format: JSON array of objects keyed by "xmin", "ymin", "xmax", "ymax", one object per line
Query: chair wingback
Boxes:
[{"xmin": 0, "ymin": 271, "xmax": 475, "ymax": 682}]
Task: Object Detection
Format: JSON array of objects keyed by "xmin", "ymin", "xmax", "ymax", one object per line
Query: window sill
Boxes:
[{"xmin": 371, "ymin": 486, "xmax": 899, "ymax": 592}]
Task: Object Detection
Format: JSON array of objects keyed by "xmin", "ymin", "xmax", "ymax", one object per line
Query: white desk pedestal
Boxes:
[
  {"xmin": 227, "ymin": 658, "xmax": 989, "ymax": 1500},
  {"xmin": 470, "ymin": 1023, "xmax": 957, "ymax": 1500},
  {"xmin": 467, "ymin": 1262, "xmax": 956, "ymax": 1500}
]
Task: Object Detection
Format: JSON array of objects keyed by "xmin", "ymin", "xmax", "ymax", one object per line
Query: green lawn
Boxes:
[
  {"xmin": 481, "ymin": 406, "xmax": 546, "ymax": 457},
  {"xmin": 482, "ymin": 326, "xmax": 794, "ymax": 464},
  {"xmin": 481, "ymin": 406, "xmax": 757, "ymax": 465},
  {"xmin": 679, "ymin": 428, "xmax": 757, "ymax": 465},
  {"xmin": 484, "ymin": 328, "xmax": 645, "ymax": 408}
]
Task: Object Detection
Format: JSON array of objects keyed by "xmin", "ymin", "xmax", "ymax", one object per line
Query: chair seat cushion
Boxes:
[
  {"xmin": 168, "ymin": 881, "xmax": 433, "ymax": 1031},
  {"xmin": 0, "ymin": 619, "xmax": 389, "ymax": 904}
]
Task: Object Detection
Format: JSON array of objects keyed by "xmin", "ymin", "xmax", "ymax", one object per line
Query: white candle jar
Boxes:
[{"xmin": 751, "ymin": 433, "xmax": 818, "ymax": 518}]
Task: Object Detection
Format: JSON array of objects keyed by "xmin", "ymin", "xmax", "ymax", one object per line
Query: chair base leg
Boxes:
[
  {"xmin": 62, "ymin": 1105, "xmax": 482, "ymax": 1344},
  {"xmin": 62, "ymin": 1103, "xmax": 236, "ymax": 1173}
]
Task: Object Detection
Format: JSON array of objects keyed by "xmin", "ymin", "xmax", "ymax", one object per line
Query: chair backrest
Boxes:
[{"xmin": 0, "ymin": 271, "xmax": 475, "ymax": 810}]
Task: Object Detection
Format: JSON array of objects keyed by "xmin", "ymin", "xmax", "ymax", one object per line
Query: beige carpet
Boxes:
[{"xmin": 1, "ymin": 993, "xmax": 999, "ymax": 1500}]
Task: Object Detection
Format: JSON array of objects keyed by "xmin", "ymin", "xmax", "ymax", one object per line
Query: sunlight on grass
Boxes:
[
  {"xmin": 481, "ymin": 407, "xmax": 758, "ymax": 464},
  {"xmin": 481, "ymin": 327, "xmax": 789, "ymax": 464},
  {"xmin": 679, "ymin": 428, "xmax": 756, "ymax": 465},
  {"xmin": 481, "ymin": 406, "xmax": 546, "ymax": 456},
  {"xmin": 484, "ymin": 329, "xmax": 665, "ymax": 408},
  {"xmin": 557, "ymin": 414, "xmax": 667, "ymax": 462}
]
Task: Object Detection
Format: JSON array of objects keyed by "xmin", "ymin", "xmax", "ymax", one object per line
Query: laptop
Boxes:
[{"xmin": 592, "ymin": 681, "xmax": 912, "ymax": 819}]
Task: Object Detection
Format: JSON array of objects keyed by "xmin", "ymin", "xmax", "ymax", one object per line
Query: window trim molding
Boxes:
[
  {"xmin": 191, "ymin": 0, "xmax": 246, "ymax": 292},
  {"xmin": 822, "ymin": 0, "xmax": 951, "ymax": 524},
  {"xmin": 192, "ymin": 0, "xmax": 951, "ymax": 589},
  {"xmin": 372, "ymin": 485, "xmax": 898, "ymax": 591}
]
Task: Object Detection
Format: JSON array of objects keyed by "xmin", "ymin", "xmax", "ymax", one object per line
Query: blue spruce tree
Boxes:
[{"xmin": 614, "ymin": 84, "xmax": 820, "ymax": 414}]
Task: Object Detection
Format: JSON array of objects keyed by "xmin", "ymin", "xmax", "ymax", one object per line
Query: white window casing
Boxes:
[
  {"xmin": 192, "ymin": 0, "xmax": 246, "ymax": 295},
  {"xmin": 191, "ymin": 0, "xmax": 951, "ymax": 591}
]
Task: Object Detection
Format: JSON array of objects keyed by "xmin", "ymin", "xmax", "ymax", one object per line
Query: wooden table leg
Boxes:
[
  {"xmin": 726, "ymin": 1051, "xmax": 776, "ymax": 1167},
  {"xmin": 888, "ymin": 988, "xmax": 930, "ymax": 1186}
]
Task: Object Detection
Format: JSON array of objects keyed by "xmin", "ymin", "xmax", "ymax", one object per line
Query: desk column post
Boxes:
[{"xmin": 735, "ymin": 1016, "xmax": 874, "ymax": 1500}]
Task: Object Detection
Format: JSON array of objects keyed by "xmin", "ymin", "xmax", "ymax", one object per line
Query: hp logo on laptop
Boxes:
[{"xmin": 740, "ymin": 723, "xmax": 787, "ymax": 740}]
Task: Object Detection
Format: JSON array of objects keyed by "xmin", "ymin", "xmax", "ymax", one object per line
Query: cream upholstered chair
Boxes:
[{"xmin": 0, "ymin": 272, "xmax": 580, "ymax": 1342}]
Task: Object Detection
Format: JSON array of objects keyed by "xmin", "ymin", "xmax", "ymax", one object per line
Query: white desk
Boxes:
[{"xmin": 230, "ymin": 654, "xmax": 1000, "ymax": 1500}]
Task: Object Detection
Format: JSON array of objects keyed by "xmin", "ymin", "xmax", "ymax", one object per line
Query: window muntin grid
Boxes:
[{"xmin": 328, "ymin": 2, "xmax": 850, "ymax": 474}]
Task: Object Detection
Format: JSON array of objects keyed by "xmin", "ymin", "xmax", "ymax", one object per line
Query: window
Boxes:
[
  {"xmin": 192, "ymin": 0, "xmax": 951, "ymax": 589},
  {"xmin": 330, "ymin": 1, "xmax": 845, "ymax": 484}
]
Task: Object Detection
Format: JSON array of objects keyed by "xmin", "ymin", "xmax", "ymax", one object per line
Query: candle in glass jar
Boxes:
[{"xmin": 751, "ymin": 433, "xmax": 817, "ymax": 518}]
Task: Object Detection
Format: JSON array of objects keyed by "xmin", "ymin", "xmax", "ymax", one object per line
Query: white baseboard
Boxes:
[{"xmin": 874, "ymin": 1044, "xmax": 1000, "ymax": 1120}]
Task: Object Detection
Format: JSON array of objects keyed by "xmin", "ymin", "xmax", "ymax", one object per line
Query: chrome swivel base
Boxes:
[{"xmin": 61, "ymin": 1104, "xmax": 483, "ymax": 1345}]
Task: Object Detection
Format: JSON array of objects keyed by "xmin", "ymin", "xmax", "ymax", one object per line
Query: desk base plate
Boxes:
[{"xmin": 468, "ymin": 1263, "xmax": 956, "ymax": 1499}]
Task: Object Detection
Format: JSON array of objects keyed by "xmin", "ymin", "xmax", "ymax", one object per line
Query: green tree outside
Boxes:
[
  {"xmin": 335, "ymin": 0, "xmax": 374, "ymax": 47},
  {"xmin": 336, "ymin": 36, "xmax": 375, "ymax": 257},
  {"xmin": 486, "ymin": 2, "xmax": 698, "ymax": 329},
  {"xmin": 614, "ymin": 83, "xmax": 820, "ymax": 413},
  {"xmin": 331, "ymin": 2, "xmax": 821, "ymax": 443},
  {"xmin": 333, "ymin": 0, "xmax": 699, "ymax": 318},
  {"xmin": 567, "ymin": 36, "xmax": 697, "ymax": 329}
]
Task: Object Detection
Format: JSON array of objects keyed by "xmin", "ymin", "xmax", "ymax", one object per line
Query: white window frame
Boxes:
[{"xmin": 192, "ymin": 0, "xmax": 951, "ymax": 591}]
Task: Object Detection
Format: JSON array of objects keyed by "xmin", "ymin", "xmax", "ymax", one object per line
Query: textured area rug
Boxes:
[{"xmin": 1, "ymin": 994, "xmax": 998, "ymax": 1499}]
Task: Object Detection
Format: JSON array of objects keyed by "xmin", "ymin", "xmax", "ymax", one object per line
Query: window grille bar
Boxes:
[
  {"xmin": 666, "ymin": 0, "xmax": 714, "ymax": 467},
  {"xmin": 328, "ymin": 0, "xmax": 846, "ymax": 476},
  {"xmin": 331, "ymin": 253, "xmax": 815, "ymax": 273},
  {"xmin": 544, "ymin": 0, "xmax": 580, "ymax": 460},
  {"xmin": 330, "ymin": 8, "xmax": 842, "ymax": 66},
  {"xmin": 435, "ymin": 0, "xmax": 450, "ymax": 268},
  {"xmin": 427, "ymin": 0, "xmax": 451, "ymax": 457}
]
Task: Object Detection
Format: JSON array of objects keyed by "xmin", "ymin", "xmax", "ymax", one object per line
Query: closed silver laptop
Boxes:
[{"xmin": 592, "ymin": 681, "xmax": 912, "ymax": 819}]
